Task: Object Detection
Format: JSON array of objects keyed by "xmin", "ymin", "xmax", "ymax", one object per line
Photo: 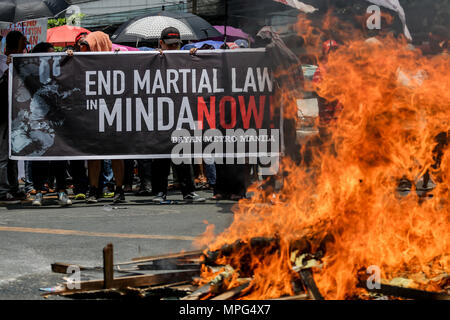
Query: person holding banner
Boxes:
[
  {"xmin": 68, "ymin": 31, "xmax": 126, "ymax": 204},
  {"xmin": 29, "ymin": 42, "xmax": 72, "ymax": 207},
  {"xmin": 0, "ymin": 31, "xmax": 28, "ymax": 204},
  {"xmin": 151, "ymin": 27, "xmax": 205, "ymax": 203}
]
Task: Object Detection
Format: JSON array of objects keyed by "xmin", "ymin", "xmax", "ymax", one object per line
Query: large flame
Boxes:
[{"xmin": 196, "ymin": 20, "xmax": 449, "ymax": 299}]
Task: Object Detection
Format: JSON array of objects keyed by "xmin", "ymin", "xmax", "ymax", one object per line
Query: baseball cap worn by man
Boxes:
[{"xmin": 160, "ymin": 27, "xmax": 181, "ymax": 45}]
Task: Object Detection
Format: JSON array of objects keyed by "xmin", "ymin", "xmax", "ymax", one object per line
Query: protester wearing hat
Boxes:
[
  {"xmin": 151, "ymin": 27, "xmax": 204, "ymax": 203},
  {"xmin": 29, "ymin": 42, "xmax": 73, "ymax": 207},
  {"xmin": 159, "ymin": 27, "xmax": 183, "ymax": 51}
]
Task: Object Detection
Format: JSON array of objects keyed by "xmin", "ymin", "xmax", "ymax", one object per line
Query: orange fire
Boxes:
[{"xmin": 196, "ymin": 21, "xmax": 449, "ymax": 299}]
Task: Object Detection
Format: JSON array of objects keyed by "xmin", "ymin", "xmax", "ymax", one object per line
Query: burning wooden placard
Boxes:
[{"xmin": 45, "ymin": 241, "xmax": 449, "ymax": 300}]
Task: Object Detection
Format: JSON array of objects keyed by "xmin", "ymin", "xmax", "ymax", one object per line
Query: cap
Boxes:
[
  {"xmin": 161, "ymin": 27, "xmax": 181, "ymax": 45},
  {"xmin": 75, "ymin": 32, "xmax": 89, "ymax": 44}
]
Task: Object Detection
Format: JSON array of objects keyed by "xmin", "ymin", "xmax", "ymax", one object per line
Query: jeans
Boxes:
[
  {"xmin": 99, "ymin": 160, "xmax": 114, "ymax": 191},
  {"xmin": 205, "ymin": 163, "xmax": 216, "ymax": 185}
]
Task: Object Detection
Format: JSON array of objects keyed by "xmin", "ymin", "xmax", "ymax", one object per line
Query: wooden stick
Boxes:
[
  {"xmin": 51, "ymin": 263, "xmax": 91, "ymax": 273},
  {"xmin": 125, "ymin": 250, "xmax": 203, "ymax": 264},
  {"xmin": 363, "ymin": 283, "xmax": 450, "ymax": 300},
  {"xmin": 136, "ymin": 262, "xmax": 201, "ymax": 271},
  {"xmin": 211, "ymin": 282, "xmax": 250, "ymax": 300},
  {"xmin": 299, "ymin": 269, "xmax": 324, "ymax": 300},
  {"xmin": 103, "ymin": 243, "xmax": 114, "ymax": 289},
  {"xmin": 181, "ymin": 283, "xmax": 211, "ymax": 300},
  {"xmin": 60, "ymin": 270, "xmax": 200, "ymax": 294},
  {"xmin": 270, "ymin": 293, "xmax": 309, "ymax": 300}
]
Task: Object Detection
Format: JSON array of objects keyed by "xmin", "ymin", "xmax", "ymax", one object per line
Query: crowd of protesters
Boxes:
[
  {"xmin": 0, "ymin": 28, "xmax": 255, "ymax": 206},
  {"xmin": 1, "ymin": 23, "xmax": 448, "ymax": 206}
]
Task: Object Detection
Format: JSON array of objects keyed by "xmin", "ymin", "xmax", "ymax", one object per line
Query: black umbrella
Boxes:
[
  {"xmin": 111, "ymin": 11, "xmax": 222, "ymax": 44},
  {"xmin": 0, "ymin": 0, "xmax": 69, "ymax": 23},
  {"xmin": 159, "ymin": 11, "xmax": 222, "ymax": 39}
]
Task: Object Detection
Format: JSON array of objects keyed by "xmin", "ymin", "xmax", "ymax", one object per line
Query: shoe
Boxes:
[
  {"xmin": 13, "ymin": 190, "xmax": 28, "ymax": 200},
  {"xmin": 123, "ymin": 185, "xmax": 133, "ymax": 193},
  {"xmin": 152, "ymin": 192, "xmax": 167, "ymax": 203},
  {"xmin": 183, "ymin": 192, "xmax": 205, "ymax": 203},
  {"xmin": 113, "ymin": 187, "xmax": 126, "ymax": 203},
  {"xmin": 32, "ymin": 193, "xmax": 43, "ymax": 206},
  {"xmin": 102, "ymin": 191, "xmax": 114, "ymax": 198},
  {"xmin": 86, "ymin": 187, "xmax": 99, "ymax": 204},
  {"xmin": 58, "ymin": 192, "xmax": 72, "ymax": 207},
  {"xmin": 74, "ymin": 193, "xmax": 86, "ymax": 200},
  {"xmin": 0, "ymin": 193, "xmax": 21, "ymax": 205}
]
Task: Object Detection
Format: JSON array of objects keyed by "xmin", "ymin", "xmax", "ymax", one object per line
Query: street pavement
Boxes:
[{"xmin": 0, "ymin": 189, "xmax": 236, "ymax": 300}]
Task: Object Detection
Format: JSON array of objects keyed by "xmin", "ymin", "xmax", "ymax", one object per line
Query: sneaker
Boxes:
[
  {"xmin": 86, "ymin": 187, "xmax": 99, "ymax": 204},
  {"xmin": 58, "ymin": 192, "xmax": 72, "ymax": 207},
  {"xmin": 183, "ymin": 192, "xmax": 205, "ymax": 203},
  {"xmin": 102, "ymin": 191, "xmax": 114, "ymax": 198},
  {"xmin": 152, "ymin": 192, "xmax": 167, "ymax": 203},
  {"xmin": 0, "ymin": 193, "xmax": 21, "ymax": 205},
  {"xmin": 113, "ymin": 187, "xmax": 126, "ymax": 203},
  {"xmin": 13, "ymin": 190, "xmax": 28, "ymax": 200},
  {"xmin": 74, "ymin": 193, "xmax": 86, "ymax": 200},
  {"xmin": 32, "ymin": 193, "xmax": 44, "ymax": 206}
]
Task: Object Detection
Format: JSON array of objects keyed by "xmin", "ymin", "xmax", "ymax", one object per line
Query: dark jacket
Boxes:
[{"xmin": 0, "ymin": 71, "xmax": 8, "ymax": 125}]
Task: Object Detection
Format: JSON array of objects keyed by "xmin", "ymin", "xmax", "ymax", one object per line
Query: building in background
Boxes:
[{"xmin": 66, "ymin": 0, "xmax": 188, "ymax": 33}]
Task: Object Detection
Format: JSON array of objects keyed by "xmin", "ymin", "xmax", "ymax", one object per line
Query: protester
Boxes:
[
  {"xmin": 200, "ymin": 41, "xmax": 250, "ymax": 201},
  {"xmin": 68, "ymin": 31, "xmax": 126, "ymax": 204},
  {"xmin": 151, "ymin": 27, "xmax": 205, "ymax": 203},
  {"xmin": 253, "ymin": 26, "xmax": 304, "ymax": 199},
  {"xmin": 0, "ymin": 31, "xmax": 28, "ymax": 204},
  {"xmin": 66, "ymin": 36, "xmax": 89, "ymax": 201},
  {"xmin": 29, "ymin": 42, "xmax": 72, "ymax": 207},
  {"xmin": 74, "ymin": 32, "xmax": 89, "ymax": 51}
]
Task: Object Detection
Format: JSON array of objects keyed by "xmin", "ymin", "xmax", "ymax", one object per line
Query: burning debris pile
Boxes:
[
  {"xmin": 44, "ymin": 240, "xmax": 449, "ymax": 300},
  {"xmin": 194, "ymin": 33, "xmax": 450, "ymax": 299}
]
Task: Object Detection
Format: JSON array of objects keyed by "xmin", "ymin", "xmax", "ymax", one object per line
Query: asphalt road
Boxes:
[{"xmin": 0, "ymin": 189, "xmax": 236, "ymax": 300}]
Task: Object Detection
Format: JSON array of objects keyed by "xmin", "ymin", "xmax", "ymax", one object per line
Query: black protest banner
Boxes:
[{"xmin": 9, "ymin": 50, "xmax": 281, "ymax": 160}]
